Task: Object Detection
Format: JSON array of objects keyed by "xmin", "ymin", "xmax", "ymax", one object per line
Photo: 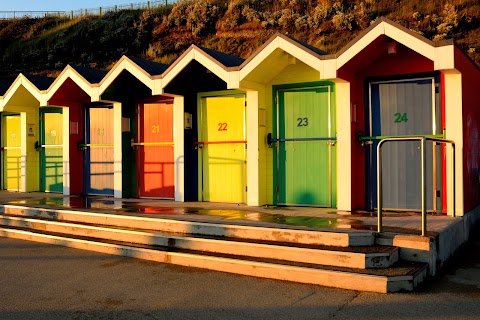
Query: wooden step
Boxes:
[
  {"xmin": 0, "ymin": 205, "xmax": 375, "ymax": 247},
  {"xmin": 0, "ymin": 215, "xmax": 398, "ymax": 269},
  {"xmin": 0, "ymin": 227, "xmax": 427, "ymax": 293}
]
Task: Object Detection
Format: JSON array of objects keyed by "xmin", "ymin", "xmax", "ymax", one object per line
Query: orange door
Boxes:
[{"xmin": 136, "ymin": 102, "xmax": 174, "ymax": 198}]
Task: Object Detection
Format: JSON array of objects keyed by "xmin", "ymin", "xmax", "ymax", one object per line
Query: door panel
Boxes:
[
  {"xmin": 277, "ymin": 87, "xmax": 334, "ymax": 206},
  {"xmin": 370, "ymin": 78, "xmax": 441, "ymax": 210},
  {"xmin": 137, "ymin": 102, "xmax": 174, "ymax": 198},
  {"xmin": 201, "ymin": 95, "xmax": 246, "ymax": 203},
  {"xmin": 41, "ymin": 110, "xmax": 63, "ymax": 192},
  {"xmin": 86, "ymin": 107, "xmax": 114, "ymax": 195},
  {"xmin": 2, "ymin": 115, "xmax": 21, "ymax": 191}
]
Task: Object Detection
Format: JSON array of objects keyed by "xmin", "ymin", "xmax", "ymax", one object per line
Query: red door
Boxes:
[{"xmin": 136, "ymin": 102, "xmax": 174, "ymax": 198}]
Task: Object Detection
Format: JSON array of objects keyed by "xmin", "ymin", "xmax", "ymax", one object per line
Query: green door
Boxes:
[
  {"xmin": 276, "ymin": 86, "xmax": 335, "ymax": 206},
  {"xmin": 40, "ymin": 108, "xmax": 63, "ymax": 193}
]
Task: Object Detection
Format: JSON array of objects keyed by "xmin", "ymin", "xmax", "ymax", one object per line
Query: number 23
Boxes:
[{"xmin": 297, "ymin": 118, "xmax": 308, "ymax": 127}]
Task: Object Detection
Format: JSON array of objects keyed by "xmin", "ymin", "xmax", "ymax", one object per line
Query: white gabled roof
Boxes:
[
  {"xmin": 1, "ymin": 74, "xmax": 45, "ymax": 110},
  {"xmin": 335, "ymin": 17, "xmax": 456, "ymax": 72},
  {"xmin": 46, "ymin": 65, "xmax": 97, "ymax": 103},
  {"xmin": 161, "ymin": 45, "xmax": 243, "ymax": 90},
  {"xmin": 97, "ymin": 56, "xmax": 158, "ymax": 99}
]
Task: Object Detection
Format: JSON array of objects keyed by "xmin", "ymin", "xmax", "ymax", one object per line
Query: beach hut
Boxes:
[
  {"xmin": 334, "ymin": 17, "xmax": 475, "ymax": 217},
  {"xmin": 0, "ymin": 74, "xmax": 54, "ymax": 192},
  {"xmin": 45, "ymin": 65, "xmax": 107, "ymax": 195},
  {"xmin": 238, "ymin": 33, "xmax": 345, "ymax": 208},
  {"xmin": 161, "ymin": 45, "xmax": 246, "ymax": 203},
  {"xmin": 96, "ymin": 56, "xmax": 185, "ymax": 200}
]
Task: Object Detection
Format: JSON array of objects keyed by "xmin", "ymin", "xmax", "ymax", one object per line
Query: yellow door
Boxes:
[
  {"xmin": 200, "ymin": 95, "xmax": 246, "ymax": 203},
  {"xmin": 2, "ymin": 115, "xmax": 22, "ymax": 191}
]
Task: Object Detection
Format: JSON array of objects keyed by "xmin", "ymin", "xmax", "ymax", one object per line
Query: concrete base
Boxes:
[
  {"xmin": 0, "ymin": 227, "xmax": 425, "ymax": 293},
  {"xmin": 0, "ymin": 215, "xmax": 396, "ymax": 269},
  {"xmin": 0, "ymin": 205, "xmax": 375, "ymax": 247}
]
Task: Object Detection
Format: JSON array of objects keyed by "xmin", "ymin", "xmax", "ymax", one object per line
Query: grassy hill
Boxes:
[{"xmin": 1, "ymin": 0, "xmax": 479, "ymax": 80}]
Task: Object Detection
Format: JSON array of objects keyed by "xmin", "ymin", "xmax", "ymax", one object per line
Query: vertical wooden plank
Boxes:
[
  {"xmin": 173, "ymin": 96, "xmax": 185, "ymax": 202},
  {"xmin": 62, "ymin": 107, "xmax": 70, "ymax": 196}
]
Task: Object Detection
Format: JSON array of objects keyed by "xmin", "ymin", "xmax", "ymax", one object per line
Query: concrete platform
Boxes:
[
  {"xmin": 0, "ymin": 191, "xmax": 476, "ymax": 290},
  {"xmin": 0, "ymin": 191, "xmax": 461, "ymax": 236}
]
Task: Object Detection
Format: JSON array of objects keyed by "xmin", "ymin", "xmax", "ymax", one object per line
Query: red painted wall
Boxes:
[
  {"xmin": 453, "ymin": 47, "xmax": 480, "ymax": 212},
  {"xmin": 48, "ymin": 78, "xmax": 90, "ymax": 195},
  {"xmin": 46, "ymin": 99, "xmax": 85, "ymax": 195}
]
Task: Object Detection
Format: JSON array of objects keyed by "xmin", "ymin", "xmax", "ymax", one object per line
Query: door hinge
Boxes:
[
  {"xmin": 245, "ymin": 186, "xmax": 248, "ymax": 192},
  {"xmin": 275, "ymin": 185, "xmax": 279, "ymax": 193}
]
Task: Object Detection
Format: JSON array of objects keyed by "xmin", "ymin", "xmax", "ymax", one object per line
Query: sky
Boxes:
[{"xmin": 0, "ymin": 0, "xmax": 162, "ymax": 12}]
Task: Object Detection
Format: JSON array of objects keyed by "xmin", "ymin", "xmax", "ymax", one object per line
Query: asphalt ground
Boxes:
[{"xmin": 0, "ymin": 227, "xmax": 478, "ymax": 320}]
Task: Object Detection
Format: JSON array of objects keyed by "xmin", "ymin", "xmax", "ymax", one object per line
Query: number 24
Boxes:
[{"xmin": 394, "ymin": 113, "xmax": 408, "ymax": 123}]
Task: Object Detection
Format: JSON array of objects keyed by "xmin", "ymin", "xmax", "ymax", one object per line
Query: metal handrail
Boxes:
[
  {"xmin": 267, "ymin": 133, "xmax": 336, "ymax": 147},
  {"xmin": 377, "ymin": 136, "xmax": 455, "ymax": 236},
  {"xmin": 78, "ymin": 143, "xmax": 113, "ymax": 147},
  {"xmin": 360, "ymin": 133, "xmax": 443, "ymax": 142},
  {"xmin": 268, "ymin": 137, "xmax": 337, "ymax": 142},
  {"xmin": 131, "ymin": 141, "xmax": 174, "ymax": 147}
]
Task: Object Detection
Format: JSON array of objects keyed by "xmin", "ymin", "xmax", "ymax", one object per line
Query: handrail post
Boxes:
[
  {"xmin": 377, "ymin": 140, "xmax": 383, "ymax": 233},
  {"xmin": 421, "ymin": 137, "xmax": 427, "ymax": 236}
]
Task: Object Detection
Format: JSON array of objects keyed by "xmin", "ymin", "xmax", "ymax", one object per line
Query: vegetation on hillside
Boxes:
[{"xmin": 0, "ymin": 0, "xmax": 479, "ymax": 80}]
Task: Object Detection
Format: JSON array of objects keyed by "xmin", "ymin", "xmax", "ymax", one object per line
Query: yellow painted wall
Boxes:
[
  {"xmin": 269, "ymin": 62, "xmax": 320, "ymax": 86},
  {"xmin": 256, "ymin": 88, "xmax": 268, "ymax": 205}
]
